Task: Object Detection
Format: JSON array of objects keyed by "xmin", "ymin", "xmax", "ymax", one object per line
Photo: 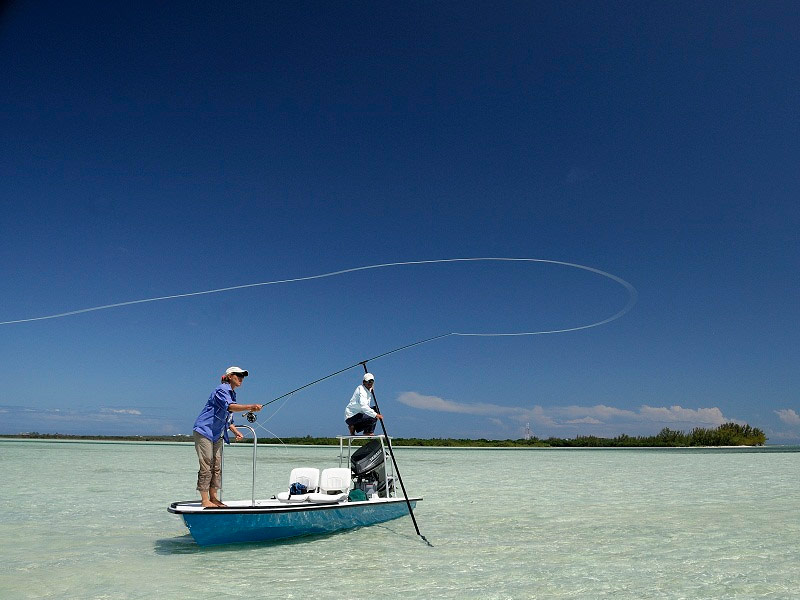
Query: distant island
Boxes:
[{"xmin": 2, "ymin": 422, "xmax": 766, "ymax": 447}]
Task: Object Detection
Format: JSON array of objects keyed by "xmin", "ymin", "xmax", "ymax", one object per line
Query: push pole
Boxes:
[{"xmin": 361, "ymin": 362, "xmax": 432, "ymax": 547}]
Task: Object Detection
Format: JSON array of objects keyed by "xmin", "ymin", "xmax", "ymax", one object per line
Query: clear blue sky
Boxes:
[{"xmin": 1, "ymin": 1, "xmax": 798, "ymax": 442}]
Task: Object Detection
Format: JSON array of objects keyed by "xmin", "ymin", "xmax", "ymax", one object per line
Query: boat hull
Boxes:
[{"xmin": 169, "ymin": 497, "xmax": 420, "ymax": 546}]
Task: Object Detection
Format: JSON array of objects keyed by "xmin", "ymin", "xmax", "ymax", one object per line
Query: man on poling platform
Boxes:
[{"xmin": 344, "ymin": 372, "xmax": 383, "ymax": 436}]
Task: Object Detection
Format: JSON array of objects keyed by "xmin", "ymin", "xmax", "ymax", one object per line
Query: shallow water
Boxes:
[{"xmin": 1, "ymin": 440, "xmax": 798, "ymax": 599}]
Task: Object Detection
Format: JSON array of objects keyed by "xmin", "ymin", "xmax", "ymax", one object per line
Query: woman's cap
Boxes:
[
  {"xmin": 226, "ymin": 366, "xmax": 249, "ymax": 377},
  {"xmin": 363, "ymin": 372, "xmax": 375, "ymax": 382}
]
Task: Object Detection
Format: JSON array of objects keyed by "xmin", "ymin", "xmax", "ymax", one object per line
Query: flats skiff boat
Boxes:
[{"xmin": 168, "ymin": 432, "xmax": 421, "ymax": 546}]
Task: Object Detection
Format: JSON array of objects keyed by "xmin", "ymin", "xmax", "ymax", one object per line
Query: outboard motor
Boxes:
[{"xmin": 350, "ymin": 439, "xmax": 394, "ymax": 497}]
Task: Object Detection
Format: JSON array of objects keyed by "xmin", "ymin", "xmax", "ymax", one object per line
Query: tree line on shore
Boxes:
[
  {"xmin": 3, "ymin": 422, "xmax": 766, "ymax": 446},
  {"xmin": 536, "ymin": 422, "xmax": 766, "ymax": 447}
]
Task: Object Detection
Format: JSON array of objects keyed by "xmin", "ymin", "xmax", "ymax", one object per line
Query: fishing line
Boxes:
[
  {"xmin": 213, "ymin": 408, "xmax": 289, "ymax": 453},
  {"xmin": 255, "ymin": 259, "xmax": 636, "ymax": 407},
  {"xmin": 258, "ymin": 393, "xmax": 294, "ymax": 425},
  {"xmin": 249, "ymin": 422, "xmax": 290, "ymax": 454},
  {"xmin": 1, "ymin": 257, "xmax": 634, "ymax": 326},
  {"xmin": 5, "ymin": 255, "xmax": 637, "ymax": 407}
]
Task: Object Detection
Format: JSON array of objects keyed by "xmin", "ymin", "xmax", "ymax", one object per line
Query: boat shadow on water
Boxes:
[{"xmin": 153, "ymin": 521, "xmax": 414, "ymax": 555}]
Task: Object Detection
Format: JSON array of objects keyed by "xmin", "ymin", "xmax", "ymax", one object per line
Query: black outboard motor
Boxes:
[
  {"xmin": 350, "ymin": 439, "xmax": 393, "ymax": 497},
  {"xmin": 351, "ymin": 439, "xmax": 385, "ymax": 475}
]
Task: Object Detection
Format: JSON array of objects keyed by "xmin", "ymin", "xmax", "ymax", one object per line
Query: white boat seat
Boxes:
[
  {"xmin": 276, "ymin": 467, "xmax": 320, "ymax": 503},
  {"xmin": 307, "ymin": 467, "xmax": 353, "ymax": 504}
]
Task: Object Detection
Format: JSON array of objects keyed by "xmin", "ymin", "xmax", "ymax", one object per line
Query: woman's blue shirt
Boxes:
[{"xmin": 193, "ymin": 383, "xmax": 236, "ymax": 443}]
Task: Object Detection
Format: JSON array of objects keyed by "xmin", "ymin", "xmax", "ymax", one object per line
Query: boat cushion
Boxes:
[
  {"xmin": 307, "ymin": 491, "xmax": 349, "ymax": 504},
  {"xmin": 276, "ymin": 491, "xmax": 311, "ymax": 503}
]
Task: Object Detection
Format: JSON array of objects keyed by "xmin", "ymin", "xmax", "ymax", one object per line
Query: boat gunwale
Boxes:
[{"xmin": 168, "ymin": 496, "xmax": 422, "ymax": 516}]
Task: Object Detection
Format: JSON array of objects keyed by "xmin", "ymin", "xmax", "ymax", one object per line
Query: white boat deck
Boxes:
[{"xmin": 171, "ymin": 495, "xmax": 416, "ymax": 514}]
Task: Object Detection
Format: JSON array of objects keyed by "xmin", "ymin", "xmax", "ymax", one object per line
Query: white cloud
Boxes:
[
  {"xmin": 565, "ymin": 417, "xmax": 603, "ymax": 425},
  {"xmin": 397, "ymin": 392, "xmax": 524, "ymax": 417},
  {"xmin": 396, "ymin": 391, "xmax": 735, "ymax": 435},
  {"xmin": 528, "ymin": 405, "xmax": 558, "ymax": 427},
  {"xmin": 775, "ymin": 408, "xmax": 800, "ymax": 426},
  {"xmin": 6, "ymin": 405, "xmax": 179, "ymax": 436},
  {"xmin": 638, "ymin": 405, "xmax": 726, "ymax": 426},
  {"xmin": 560, "ymin": 404, "xmax": 637, "ymax": 420}
]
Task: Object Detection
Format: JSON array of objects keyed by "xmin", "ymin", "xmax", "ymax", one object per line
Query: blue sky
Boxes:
[{"xmin": 1, "ymin": 1, "xmax": 798, "ymax": 442}]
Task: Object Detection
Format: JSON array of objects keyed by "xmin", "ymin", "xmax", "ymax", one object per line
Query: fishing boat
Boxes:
[{"xmin": 168, "ymin": 431, "xmax": 422, "ymax": 546}]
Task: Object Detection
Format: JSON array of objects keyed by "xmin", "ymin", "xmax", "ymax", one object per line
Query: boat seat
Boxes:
[
  {"xmin": 307, "ymin": 467, "xmax": 353, "ymax": 504},
  {"xmin": 276, "ymin": 467, "xmax": 320, "ymax": 503}
]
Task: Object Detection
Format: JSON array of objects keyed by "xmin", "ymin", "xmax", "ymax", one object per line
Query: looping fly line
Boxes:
[
  {"xmin": 4, "ymin": 257, "xmax": 637, "ymax": 407},
  {"xmin": 1, "ymin": 257, "xmax": 636, "ymax": 328}
]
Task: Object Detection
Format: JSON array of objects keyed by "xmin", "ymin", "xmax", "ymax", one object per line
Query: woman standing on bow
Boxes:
[{"xmin": 192, "ymin": 366, "xmax": 262, "ymax": 508}]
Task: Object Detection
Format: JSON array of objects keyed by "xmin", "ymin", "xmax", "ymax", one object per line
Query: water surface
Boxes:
[{"xmin": 1, "ymin": 440, "xmax": 798, "ymax": 599}]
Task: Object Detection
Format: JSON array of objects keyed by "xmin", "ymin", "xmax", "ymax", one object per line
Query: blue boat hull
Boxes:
[{"xmin": 170, "ymin": 498, "xmax": 419, "ymax": 546}]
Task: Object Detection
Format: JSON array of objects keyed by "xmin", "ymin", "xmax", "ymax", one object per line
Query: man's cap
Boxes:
[
  {"xmin": 363, "ymin": 372, "xmax": 375, "ymax": 382},
  {"xmin": 226, "ymin": 366, "xmax": 249, "ymax": 377}
]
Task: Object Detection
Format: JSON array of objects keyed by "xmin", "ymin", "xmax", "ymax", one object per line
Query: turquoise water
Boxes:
[{"xmin": 1, "ymin": 440, "xmax": 798, "ymax": 599}]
